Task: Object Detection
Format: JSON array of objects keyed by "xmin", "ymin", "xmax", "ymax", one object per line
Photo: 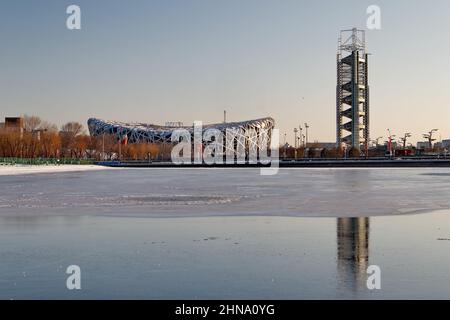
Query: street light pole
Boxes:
[
  {"xmin": 387, "ymin": 129, "xmax": 396, "ymax": 159},
  {"xmin": 299, "ymin": 125, "xmax": 303, "ymax": 147},
  {"xmin": 401, "ymin": 132, "xmax": 411, "ymax": 150},
  {"xmin": 294, "ymin": 128, "xmax": 298, "ymax": 159},
  {"xmin": 304, "ymin": 123, "xmax": 309, "ymax": 147},
  {"xmin": 423, "ymin": 129, "xmax": 438, "ymax": 150},
  {"xmin": 294, "ymin": 128, "xmax": 298, "ymax": 148}
]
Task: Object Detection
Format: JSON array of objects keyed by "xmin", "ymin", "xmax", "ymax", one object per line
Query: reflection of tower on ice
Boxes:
[{"xmin": 337, "ymin": 217, "xmax": 370, "ymax": 292}]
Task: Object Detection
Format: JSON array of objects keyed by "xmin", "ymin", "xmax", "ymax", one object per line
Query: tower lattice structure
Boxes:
[{"xmin": 336, "ymin": 28, "xmax": 370, "ymax": 152}]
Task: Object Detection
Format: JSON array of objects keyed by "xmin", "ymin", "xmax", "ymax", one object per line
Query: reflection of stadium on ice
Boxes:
[
  {"xmin": 337, "ymin": 217, "xmax": 370, "ymax": 293},
  {"xmin": 88, "ymin": 117, "xmax": 275, "ymax": 162}
]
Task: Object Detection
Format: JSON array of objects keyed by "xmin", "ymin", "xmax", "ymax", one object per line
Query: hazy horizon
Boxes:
[{"xmin": 1, "ymin": 0, "xmax": 449, "ymax": 144}]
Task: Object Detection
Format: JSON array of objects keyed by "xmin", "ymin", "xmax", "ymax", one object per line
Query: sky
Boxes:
[{"xmin": 1, "ymin": 0, "xmax": 450, "ymax": 145}]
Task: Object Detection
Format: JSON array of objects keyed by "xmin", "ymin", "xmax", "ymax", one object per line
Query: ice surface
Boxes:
[
  {"xmin": 1, "ymin": 167, "xmax": 450, "ymax": 217},
  {"xmin": 2, "ymin": 167, "xmax": 450, "ymax": 299},
  {"xmin": 2, "ymin": 212, "xmax": 450, "ymax": 299}
]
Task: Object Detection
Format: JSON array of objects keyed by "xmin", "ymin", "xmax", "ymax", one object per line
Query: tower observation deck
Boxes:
[{"xmin": 336, "ymin": 28, "xmax": 370, "ymax": 152}]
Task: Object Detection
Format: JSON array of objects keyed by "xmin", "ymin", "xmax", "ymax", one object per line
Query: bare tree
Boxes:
[
  {"xmin": 23, "ymin": 115, "xmax": 42, "ymax": 132},
  {"xmin": 60, "ymin": 122, "xmax": 84, "ymax": 137},
  {"xmin": 40, "ymin": 121, "xmax": 58, "ymax": 132},
  {"xmin": 60, "ymin": 122, "xmax": 85, "ymax": 158}
]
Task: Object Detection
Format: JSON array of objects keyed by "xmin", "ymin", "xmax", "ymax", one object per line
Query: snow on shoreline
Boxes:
[{"xmin": 0, "ymin": 164, "xmax": 109, "ymax": 176}]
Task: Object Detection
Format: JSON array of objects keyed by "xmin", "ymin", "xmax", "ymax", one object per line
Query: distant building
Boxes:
[
  {"xmin": 88, "ymin": 117, "xmax": 275, "ymax": 161},
  {"xmin": 384, "ymin": 141, "xmax": 398, "ymax": 149},
  {"xmin": 417, "ymin": 141, "xmax": 429, "ymax": 150},
  {"xmin": 442, "ymin": 139, "xmax": 450, "ymax": 149},
  {"xmin": 4, "ymin": 117, "xmax": 24, "ymax": 132}
]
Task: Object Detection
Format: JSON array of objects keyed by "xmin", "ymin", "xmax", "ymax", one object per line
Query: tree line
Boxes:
[
  {"xmin": 2, "ymin": 115, "xmax": 399, "ymax": 161},
  {"xmin": 279, "ymin": 144, "xmax": 363, "ymax": 158},
  {"xmin": 0, "ymin": 115, "xmax": 164, "ymax": 160}
]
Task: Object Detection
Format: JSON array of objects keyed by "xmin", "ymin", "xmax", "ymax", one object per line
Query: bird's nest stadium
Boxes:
[{"xmin": 87, "ymin": 117, "xmax": 276, "ymax": 154}]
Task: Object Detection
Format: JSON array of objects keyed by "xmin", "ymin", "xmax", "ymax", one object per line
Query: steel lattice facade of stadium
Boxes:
[{"xmin": 87, "ymin": 117, "xmax": 275, "ymax": 155}]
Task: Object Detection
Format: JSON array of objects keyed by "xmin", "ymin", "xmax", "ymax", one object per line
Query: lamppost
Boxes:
[
  {"xmin": 387, "ymin": 129, "xmax": 396, "ymax": 159},
  {"xmin": 294, "ymin": 128, "xmax": 298, "ymax": 148},
  {"xmin": 299, "ymin": 125, "xmax": 303, "ymax": 147},
  {"xmin": 304, "ymin": 123, "xmax": 309, "ymax": 147},
  {"xmin": 293, "ymin": 128, "xmax": 298, "ymax": 159},
  {"xmin": 423, "ymin": 129, "xmax": 438, "ymax": 150},
  {"xmin": 400, "ymin": 132, "xmax": 412, "ymax": 150}
]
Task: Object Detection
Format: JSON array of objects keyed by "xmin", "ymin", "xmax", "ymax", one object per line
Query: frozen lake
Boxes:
[
  {"xmin": 1, "ymin": 168, "xmax": 450, "ymax": 299},
  {"xmin": 2, "ymin": 167, "xmax": 450, "ymax": 217}
]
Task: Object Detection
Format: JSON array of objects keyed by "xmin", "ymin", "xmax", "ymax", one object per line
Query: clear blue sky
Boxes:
[{"xmin": 1, "ymin": 0, "xmax": 449, "ymax": 144}]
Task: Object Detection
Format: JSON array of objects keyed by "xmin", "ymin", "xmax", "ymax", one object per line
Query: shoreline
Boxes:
[
  {"xmin": 97, "ymin": 158, "xmax": 450, "ymax": 168},
  {"xmin": 0, "ymin": 164, "xmax": 109, "ymax": 176}
]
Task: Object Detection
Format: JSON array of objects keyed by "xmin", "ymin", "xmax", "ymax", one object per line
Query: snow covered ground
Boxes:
[{"xmin": 0, "ymin": 164, "xmax": 108, "ymax": 176}]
